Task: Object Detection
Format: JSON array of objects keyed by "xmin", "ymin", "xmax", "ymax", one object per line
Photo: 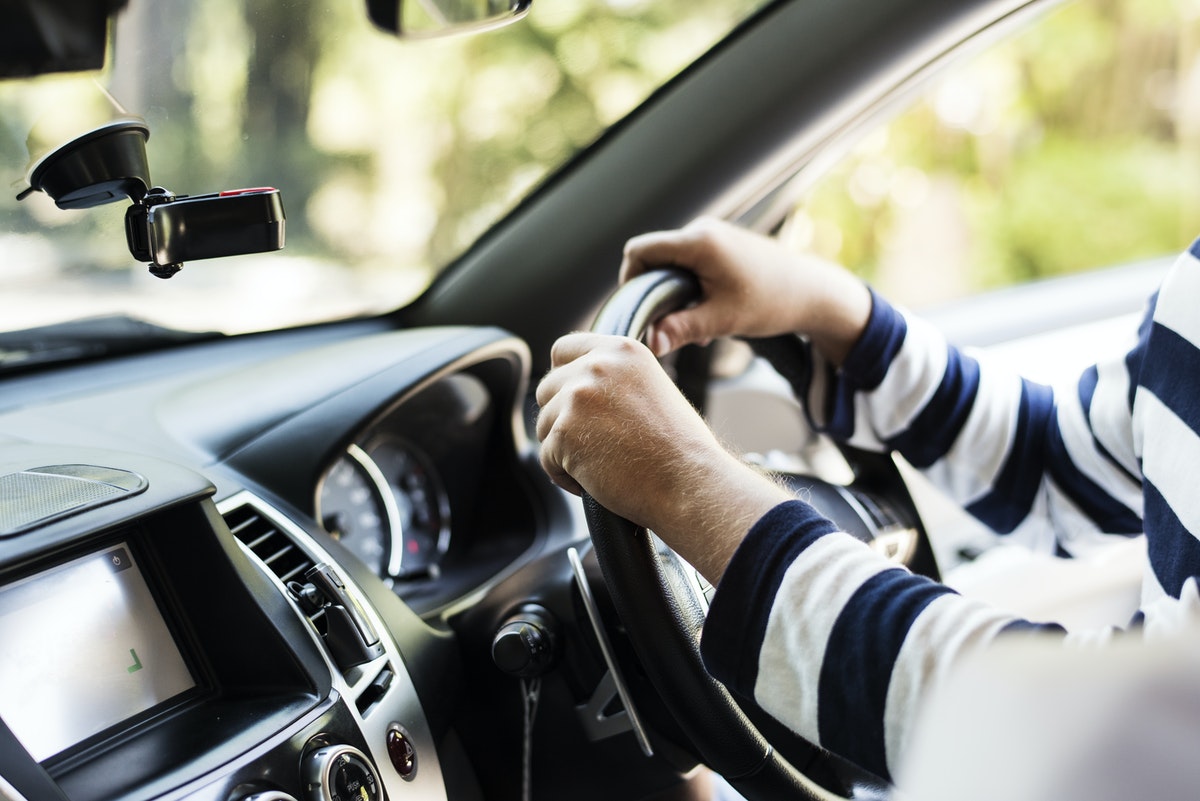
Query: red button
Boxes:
[{"xmin": 386, "ymin": 727, "xmax": 417, "ymax": 779}]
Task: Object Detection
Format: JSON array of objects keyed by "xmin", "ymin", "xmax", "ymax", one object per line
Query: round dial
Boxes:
[
  {"xmin": 365, "ymin": 437, "xmax": 450, "ymax": 578},
  {"xmin": 303, "ymin": 744, "xmax": 382, "ymax": 801},
  {"xmin": 316, "ymin": 438, "xmax": 450, "ymax": 581},
  {"xmin": 315, "ymin": 445, "xmax": 395, "ymax": 576}
]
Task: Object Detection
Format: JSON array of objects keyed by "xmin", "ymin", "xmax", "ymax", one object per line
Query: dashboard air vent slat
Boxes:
[{"xmin": 223, "ymin": 504, "xmax": 315, "ymax": 585}]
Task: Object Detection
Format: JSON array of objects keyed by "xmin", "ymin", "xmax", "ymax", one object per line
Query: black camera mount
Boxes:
[{"xmin": 18, "ymin": 119, "xmax": 285, "ymax": 279}]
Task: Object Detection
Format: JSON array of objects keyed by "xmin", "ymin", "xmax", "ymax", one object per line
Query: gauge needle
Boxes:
[{"xmin": 323, "ymin": 515, "xmax": 344, "ymax": 539}]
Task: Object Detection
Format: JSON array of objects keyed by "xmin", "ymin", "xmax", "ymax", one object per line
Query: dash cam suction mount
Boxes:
[{"xmin": 18, "ymin": 118, "xmax": 285, "ymax": 279}]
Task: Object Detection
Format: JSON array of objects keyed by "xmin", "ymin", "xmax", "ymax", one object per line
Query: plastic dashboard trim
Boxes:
[{"xmin": 216, "ymin": 489, "xmax": 451, "ymax": 801}]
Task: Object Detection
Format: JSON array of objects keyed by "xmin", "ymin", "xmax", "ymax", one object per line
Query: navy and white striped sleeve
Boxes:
[
  {"xmin": 698, "ymin": 245, "xmax": 1200, "ymax": 782},
  {"xmin": 803, "ymin": 288, "xmax": 1145, "ymax": 551},
  {"xmin": 1133, "ymin": 242, "xmax": 1200, "ymax": 605},
  {"xmin": 701, "ymin": 501, "xmax": 1051, "ymax": 781}
]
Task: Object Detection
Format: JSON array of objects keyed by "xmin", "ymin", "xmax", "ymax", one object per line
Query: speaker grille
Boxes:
[{"xmin": 0, "ymin": 465, "xmax": 148, "ymax": 537}]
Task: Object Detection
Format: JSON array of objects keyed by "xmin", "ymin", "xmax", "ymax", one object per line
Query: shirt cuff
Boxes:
[
  {"xmin": 839, "ymin": 288, "xmax": 907, "ymax": 391},
  {"xmin": 700, "ymin": 500, "xmax": 838, "ymax": 696}
]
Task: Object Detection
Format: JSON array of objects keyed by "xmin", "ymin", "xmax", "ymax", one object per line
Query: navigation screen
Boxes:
[{"xmin": 0, "ymin": 543, "xmax": 196, "ymax": 761}]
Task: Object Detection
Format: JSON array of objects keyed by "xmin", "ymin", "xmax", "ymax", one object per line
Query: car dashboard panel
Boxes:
[
  {"xmin": 314, "ymin": 367, "xmax": 527, "ymax": 614},
  {"xmin": 0, "ymin": 324, "xmax": 544, "ymax": 801}
]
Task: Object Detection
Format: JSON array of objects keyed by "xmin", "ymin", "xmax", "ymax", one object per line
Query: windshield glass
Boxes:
[{"xmin": 0, "ymin": 0, "xmax": 765, "ymax": 339}]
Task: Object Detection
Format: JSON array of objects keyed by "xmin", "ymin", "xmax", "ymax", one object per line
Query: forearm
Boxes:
[
  {"xmin": 807, "ymin": 289, "xmax": 1144, "ymax": 541},
  {"xmin": 649, "ymin": 448, "xmax": 793, "ymax": 584},
  {"xmin": 797, "ymin": 264, "xmax": 873, "ymax": 367},
  {"xmin": 700, "ymin": 501, "xmax": 1044, "ymax": 781}
]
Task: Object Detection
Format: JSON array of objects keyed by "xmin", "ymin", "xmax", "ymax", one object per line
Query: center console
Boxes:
[{"xmin": 0, "ymin": 445, "xmax": 447, "ymax": 801}]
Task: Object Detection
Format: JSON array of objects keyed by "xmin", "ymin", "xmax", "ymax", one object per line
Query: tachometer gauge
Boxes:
[
  {"xmin": 315, "ymin": 444, "xmax": 399, "ymax": 576},
  {"xmin": 365, "ymin": 437, "xmax": 451, "ymax": 578}
]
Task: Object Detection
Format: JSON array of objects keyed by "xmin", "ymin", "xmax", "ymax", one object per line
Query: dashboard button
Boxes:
[{"xmin": 386, "ymin": 724, "xmax": 417, "ymax": 779}]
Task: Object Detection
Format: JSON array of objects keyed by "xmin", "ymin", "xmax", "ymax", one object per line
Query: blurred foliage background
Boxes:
[
  {"xmin": 0, "ymin": 0, "xmax": 763, "ymax": 332},
  {"xmin": 782, "ymin": 0, "xmax": 1200, "ymax": 309},
  {"xmin": 0, "ymin": 0, "xmax": 1197, "ymax": 332}
]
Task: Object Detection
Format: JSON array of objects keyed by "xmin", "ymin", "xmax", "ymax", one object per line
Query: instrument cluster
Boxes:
[
  {"xmin": 312, "ymin": 368, "xmax": 513, "ymax": 609},
  {"xmin": 317, "ymin": 437, "xmax": 451, "ymax": 582}
]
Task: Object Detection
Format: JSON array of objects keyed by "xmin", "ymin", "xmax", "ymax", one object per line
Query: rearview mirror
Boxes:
[{"xmin": 366, "ymin": 0, "xmax": 530, "ymax": 37}]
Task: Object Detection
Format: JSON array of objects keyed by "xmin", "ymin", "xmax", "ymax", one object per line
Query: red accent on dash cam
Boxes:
[{"xmin": 218, "ymin": 187, "xmax": 277, "ymax": 197}]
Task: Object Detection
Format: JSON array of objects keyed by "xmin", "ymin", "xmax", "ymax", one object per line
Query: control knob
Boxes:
[
  {"xmin": 302, "ymin": 744, "xmax": 383, "ymax": 801},
  {"xmin": 491, "ymin": 604, "xmax": 558, "ymax": 678}
]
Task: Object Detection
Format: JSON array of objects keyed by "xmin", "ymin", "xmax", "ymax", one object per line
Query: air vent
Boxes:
[{"xmin": 223, "ymin": 503, "xmax": 315, "ymax": 584}]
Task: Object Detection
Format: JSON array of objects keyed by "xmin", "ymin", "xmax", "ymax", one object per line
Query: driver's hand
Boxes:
[
  {"xmin": 535, "ymin": 332, "xmax": 790, "ymax": 582},
  {"xmin": 536, "ymin": 333, "xmax": 716, "ymax": 520},
  {"xmin": 620, "ymin": 217, "xmax": 872, "ymax": 365}
]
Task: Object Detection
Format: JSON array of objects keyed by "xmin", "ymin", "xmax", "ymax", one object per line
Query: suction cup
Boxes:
[{"xmin": 24, "ymin": 119, "xmax": 150, "ymax": 209}]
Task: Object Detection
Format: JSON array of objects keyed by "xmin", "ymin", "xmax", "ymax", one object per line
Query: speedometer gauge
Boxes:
[
  {"xmin": 315, "ymin": 445, "xmax": 397, "ymax": 576},
  {"xmin": 316, "ymin": 438, "xmax": 451, "ymax": 582},
  {"xmin": 366, "ymin": 437, "xmax": 451, "ymax": 578}
]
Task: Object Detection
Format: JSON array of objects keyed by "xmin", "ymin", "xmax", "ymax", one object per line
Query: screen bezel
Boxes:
[{"xmin": 0, "ymin": 528, "xmax": 210, "ymax": 767}]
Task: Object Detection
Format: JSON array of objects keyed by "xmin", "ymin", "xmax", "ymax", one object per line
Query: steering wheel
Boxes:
[{"xmin": 582, "ymin": 268, "xmax": 937, "ymax": 801}]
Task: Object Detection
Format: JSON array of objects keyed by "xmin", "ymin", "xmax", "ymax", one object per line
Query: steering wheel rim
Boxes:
[{"xmin": 583, "ymin": 268, "xmax": 861, "ymax": 801}]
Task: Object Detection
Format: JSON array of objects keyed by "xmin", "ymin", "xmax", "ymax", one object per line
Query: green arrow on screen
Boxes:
[{"xmin": 126, "ymin": 648, "xmax": 143, "ymax": 673}]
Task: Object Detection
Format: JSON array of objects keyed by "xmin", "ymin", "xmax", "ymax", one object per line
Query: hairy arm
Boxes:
[{"xmin": 535, "ymin": 332, "xmax": 791, "ymax": 582}]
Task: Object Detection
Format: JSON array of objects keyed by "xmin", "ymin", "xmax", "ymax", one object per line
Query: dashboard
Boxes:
[
  {"xmin": 0, "ymin": 321, "xmax": 571, "ymax": 801},
  {"xmin": 0, "ymin": 316, "xmax": 920, "ymax": 801}
]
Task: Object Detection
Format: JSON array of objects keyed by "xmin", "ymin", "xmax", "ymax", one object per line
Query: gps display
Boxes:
[{"xmin": 0, "ymin": 542, "xmax": 196, "ymax": 761}]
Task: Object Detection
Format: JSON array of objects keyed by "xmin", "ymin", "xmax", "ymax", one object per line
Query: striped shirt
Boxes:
[{"xmin": 700, "ymin": 240, "xmax": 1200, "ymax": 782}]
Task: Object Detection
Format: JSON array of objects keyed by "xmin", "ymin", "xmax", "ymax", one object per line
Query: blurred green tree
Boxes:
[{"xmin": 792, "ymin": 0, "xmax": 1200, "ymax": 307}]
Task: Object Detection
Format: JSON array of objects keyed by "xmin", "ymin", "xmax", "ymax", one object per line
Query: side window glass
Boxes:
[{"xmin": 778, "ymin": 0, "xmax": 1200, "ymax": 311}]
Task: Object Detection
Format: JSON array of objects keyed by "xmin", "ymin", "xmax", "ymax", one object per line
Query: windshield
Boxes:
[{"xmin": 0, "ymin": 0, "xmax": 765, "ymax": 339}]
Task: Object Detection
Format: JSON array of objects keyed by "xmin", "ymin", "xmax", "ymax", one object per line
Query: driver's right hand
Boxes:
[{"xmin": 535, "ymin": 331, "xmax": 791, "ymax": 583}]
